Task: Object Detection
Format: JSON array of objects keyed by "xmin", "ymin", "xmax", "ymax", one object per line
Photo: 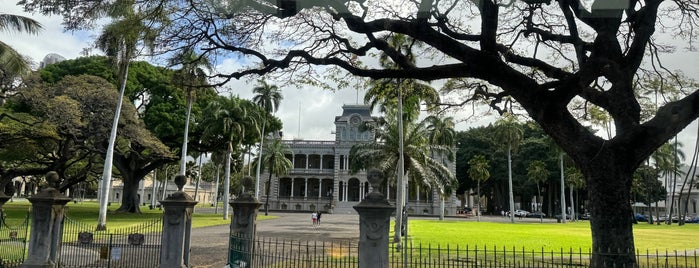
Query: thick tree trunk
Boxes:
[
  {"xmin": 117, "ymin": 179, "xmax": 142, "ymax": 213},
  {"xmin": 586, "ymin": 160, "xmax": 636, "ymax": 267}
]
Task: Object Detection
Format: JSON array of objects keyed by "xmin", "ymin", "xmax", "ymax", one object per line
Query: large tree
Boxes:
[
  {"xmin": 21, "ymin": 0, "xmax": 699, "ymax": 265},
  {"xmin": 38, "ymin": 56, "xmax": 179, "ymax": 213}
]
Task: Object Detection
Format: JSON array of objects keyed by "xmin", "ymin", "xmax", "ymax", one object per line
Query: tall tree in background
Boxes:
[
  {"xmin": 467, "ymin": 154, "xmax": 489, "ymax": 222},
  {"xmin": 258, "ymin": 138, "xmax": 292, "ymax": 216},
  {"xmin": 170, "ymin": 48, "xmax": 212, "ymax": 177},
  {"xmin": 527, "ymin": 160, "xmax": 549, "ymax": 222},
  {"xmin": 494, "ymin": 113, "xmax": 523, "ymax": 223},
  {"xmin": 201, "ymin": 95, "xmax": 250, "ymax": 220},
  {"xmin": 652, "ymin": 141, "xmax": 685, "ymax": 224},
  {"xmin": 252, "ymin": 79, "xmax": 282, "ymax": 199},
  {"xmin": 95, "ymin": 10, "xmax": 158, "ymax": 230},
  {"xmin": 565, "ymin": 167, "xmax": 585, "ymax": 222},
  {"xmin": 425, "ymin": 115, "xmax": 456, "ymax": 220}
]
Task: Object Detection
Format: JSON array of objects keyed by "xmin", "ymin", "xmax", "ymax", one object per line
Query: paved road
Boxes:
[{"xmin": 188, "ymin": 213, "xmax": 560, "ymax": 267}]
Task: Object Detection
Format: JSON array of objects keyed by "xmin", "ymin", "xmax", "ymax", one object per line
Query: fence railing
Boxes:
[
  {"xmin": 229, "ymin": 234, "xmax": 358, "ymax": 268},
  {"xmin": 0, "ymin": 211, "xmax": 30, "ymax": 268},
  {"xmin": 58, "ymin": 216, "xmax": 162, "ymax": 268},
  {"xmin": 228, "ymin": 234, "xmax": 699, "ymax": 268}
]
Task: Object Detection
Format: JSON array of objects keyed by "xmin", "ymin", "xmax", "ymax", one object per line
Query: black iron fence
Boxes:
[
  {"xmin": 228, "ymin": 234, "xmax": 699, "ymax": 268},
  {"xmin": 58, "ymin": 216, "xmax": 162, "ymax": 268},
  {"xmin": 229, "ymin": 234, "xmax": 358, "ymax": 267},
  {"xmin": 0, "ymin": 211, "xmax": 29, "ymax": 268}
]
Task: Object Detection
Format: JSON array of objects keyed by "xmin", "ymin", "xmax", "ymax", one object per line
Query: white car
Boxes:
[{"xmin": 513, "ymin": 210, "xmax": 529, "ymax": 217}]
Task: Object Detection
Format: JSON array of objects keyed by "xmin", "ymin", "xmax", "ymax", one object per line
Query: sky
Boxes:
[{"xmin": 2, "ymin": 2, "xmax": 698, "ymax": 164}]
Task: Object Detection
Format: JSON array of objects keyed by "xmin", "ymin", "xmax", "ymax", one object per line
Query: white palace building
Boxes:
[{"xmin": 258, "ymin": 104, "xmax": 458, "ymax": 215}]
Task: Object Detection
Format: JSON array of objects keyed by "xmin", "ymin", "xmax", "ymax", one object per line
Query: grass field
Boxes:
[{"xmin": 405, "ymin": 219, "xmax": 699, "ymax": 252}]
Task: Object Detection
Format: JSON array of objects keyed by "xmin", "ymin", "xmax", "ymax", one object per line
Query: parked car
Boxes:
[
  {"xmin": 635, "ymin": 214, "xmax": 648, "ymax": 222},
  {"xmin": 690, "ymin": 217, "xmax": 699, "ymax": 223},
  {"xmin": 526, "ymin": 211, "xmax": 546, "ymax": 218},
  {"xmin": 579, "ymin": 212, "xmax": 591, "ymax": 220},
  {"xmin": 513, "ymin": 210, "xmax": 529, "ymax": 217}
]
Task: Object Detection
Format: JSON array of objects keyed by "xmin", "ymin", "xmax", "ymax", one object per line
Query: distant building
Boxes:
[{"xmin": 259, "ymin": 104, "xmax": 458, "ymax": 215}]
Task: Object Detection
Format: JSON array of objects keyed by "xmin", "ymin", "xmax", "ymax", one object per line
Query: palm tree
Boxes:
[
  {"xmin": 95, "ymin": 13, "xmax": 157, "ymax": 230},
  {"xmin": 252, "ymin": 79, "xmax": 283, "ymax": 199},
  {"xmin": 258, "ymin": 138, "xmax": 292, "ymax": 216},
  {"xmin": 425, "ymin": 115, "xmax": 456, "ymax": 220},
  {"xmin": 565, "ymin": 167, "xmax": 585, "ymax": 222},
  {"xmin": 468, "ymin": 154, "xmax": 490, "ymax": 222},
  {"xmin": 170, "ymin": 49, "xmax": 213, "ymax": 177},
  {"xmin": 527, "ymin": 160, "xmax": 549, "ymax": 222},
  {"xmin": 0, "ymin": 13, "xmax": 42, "ymax": 79},
  {"xmin": 349, "ymin": 116, "xmax": 456, "ymax": 214},
  {"xmin": 364, "ymin": 33, "xmax": 439, "ymax": 246},
  {"xmin": 201, "ymin": 96, "xmax": 250, "ymax": 220},
  {"xmin": 493, "ymin": 113, "xmax": 523, "ymax": 223},
  {"xmin": 652, "ymin": 140, "xmax": 685, "ymax": 224}
]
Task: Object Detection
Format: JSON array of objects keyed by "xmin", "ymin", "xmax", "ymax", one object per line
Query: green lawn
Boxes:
[
  {"xmin": 404, "ymin": 219, "xmax": 699, "ymax": 251},
  {"xmin": 0, "ymin": 200, "xmax": 276, "ymax": 229}
]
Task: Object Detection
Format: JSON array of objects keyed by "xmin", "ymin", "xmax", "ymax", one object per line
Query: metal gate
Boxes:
[
  {"xmin": 0, "ymin": 211, "xmax": 30, "ymax": 268},
  {"xmin": 58, "ymin": 216, "xmax": 162, "ymax": 268}
]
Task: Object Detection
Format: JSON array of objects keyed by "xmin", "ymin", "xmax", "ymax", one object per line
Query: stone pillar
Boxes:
[
  {"xmin": 353, "ymin": 170, "xmax": 394, "ymax": 268},
  {"xmin": 290, "ymin": 179, "xmax": 295, "ymax": 198},
  {"xmin": 159, "ymin": 175, "xmax": 197, "ymax": 268},
  {"xmin": 0, "ymin": 189, "xmax": 10, "ymax": 226},
  {"xmin": 22, "ymin": 172, "xmax": 71, "ymax": 268},
  {"xmin": 304, "ymin": 178, "xmax": 308, "ymax": 200},
  {"xmin": 228, "ymin": 193, "xmax": 262, "ymax": 267}
]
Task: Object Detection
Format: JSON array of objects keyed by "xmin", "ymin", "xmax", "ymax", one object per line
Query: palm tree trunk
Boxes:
[
  {"xmin": 559, "ymin": 153, "xmax": 567, "ymax": 223},
  {"xmin": 667, "ymin": 137, "xmax": 678, "ymax": 225},
  {"xmin": 264, "ymin": 172, "xmax": 273, "ymax": 216},
  {"xmin": 537, "ymin": 184, "xmax": 542, "ymax": 222},
  {"xmin": 179, "ymin": 90, "xmax": 193, "ymax": 176},
  {"xmin": 97, "ymin": 60, "xmax": 130, "ymax": 231},
  {"xmin": 150, "ymin": 169, "xmax": 158, "ymax": 208},
  {"xmin": 569, "ymin": 185, "xmax": 575, "ymax": 222},
  {"xmin": 395, "ymin": 84, "xmax": 405, "ymax": 248},
  {"xmin": 223, "ymin": 143, "xmax": 232, "ymax": 220},
  {"xmin": 477, "ymin": 181, "xmax": 481, "ymax": 222},
  {"xmin": 507, "ymin": 145, "xmax": 515, "ymax": 223},
  {"xmin": 193, "ymin": 154, "xmax": 203, "ymax": 213},
  {"xmin": 255, "ymin": 122, "xmax": 266, "ymax": 199},
  {"xmin": 214, "ymin": 164, "xmax": 220, "ymax": 214}
]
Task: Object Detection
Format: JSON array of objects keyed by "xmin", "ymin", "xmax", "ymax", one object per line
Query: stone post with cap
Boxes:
[
  {"xmin": 228, "ymin": 176, "xmax": 261, "ymax": 267},
  {"xmin": 159, "ymin": 174, "xmax": 197, "ymax": 268},
  {"xmin": 0, "ymin": 182, "xmax": 12, "ymax": 226},
  {"xmin": 21, "ymin": 171, "xmax": 72, "ymax": 268},
  {"xmin": 353, "ymin": 169, "xmax": 395, "ymax": 268}
]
